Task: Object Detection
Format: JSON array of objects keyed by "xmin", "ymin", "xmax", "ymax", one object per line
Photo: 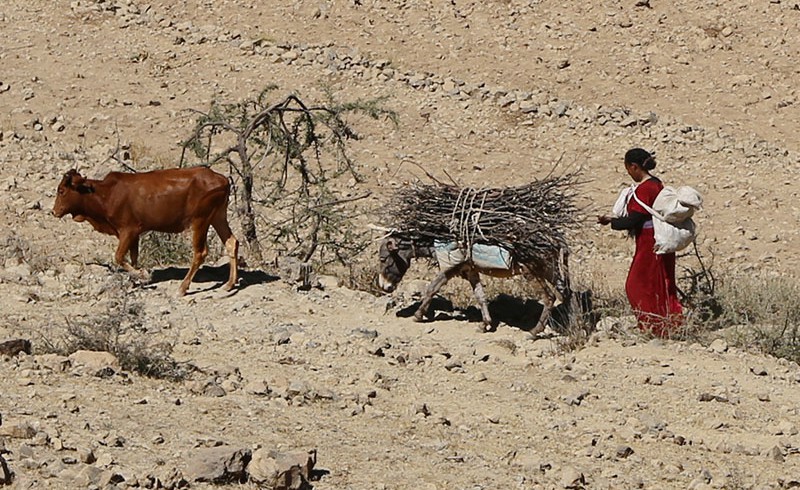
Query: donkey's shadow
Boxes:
[
  {"xmin": 396, "ymin": 290, "xmax": 594, "ymax": 333},
  {"xmin": 396, "ymin": 294, "xmax": 545, "ymax": 331}
]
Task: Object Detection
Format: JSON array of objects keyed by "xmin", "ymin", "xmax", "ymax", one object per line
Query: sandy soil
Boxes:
[{"xmin": 1, "ymin": 1, "xmax": 800, "ymax": 489}]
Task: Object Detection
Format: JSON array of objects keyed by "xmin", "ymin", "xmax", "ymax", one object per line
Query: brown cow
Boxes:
[{"xmin": 53, "ymin": 167, "xmax": 239, "ymax": 296}]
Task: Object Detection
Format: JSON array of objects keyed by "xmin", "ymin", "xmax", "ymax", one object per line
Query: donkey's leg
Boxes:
[
  {"xmin": 530, "ymin": 277, "xmax": 556, "ymax": 336},
  {"xmin": 465, "ymin": 268, "xmax": 494, "ymax": 331},
  {"xmin": 415, "ymin": 264, "xmax": 463, "ymax": 322}
]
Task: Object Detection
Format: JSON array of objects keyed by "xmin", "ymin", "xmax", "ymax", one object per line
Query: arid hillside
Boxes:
[{"xmin": 1, "ymin": 1, "xmax": 799, "ymax": 489}]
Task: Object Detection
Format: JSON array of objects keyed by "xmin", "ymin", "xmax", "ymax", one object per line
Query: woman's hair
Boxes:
[{"xmin": 625, "ymin": 148, "xmax": 656, "ymax": 171}]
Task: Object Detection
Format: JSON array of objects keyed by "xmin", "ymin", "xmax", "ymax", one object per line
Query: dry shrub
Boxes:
[
  {"xmin": 713, "ymin": 272, "xmax": 800, "ymax": 362},
  {"xmin": 577, "ymin": 267, "xmax": 630, "ymax": 319},
  {"xmin": 43, "ymin": 274, "xmax": 192, "ymax": 381},
  {"xmin": 672, "ymin": 246, "xmax": 800, "ymax": 362},
  {"xmin": 0, "ymin": 231, "xmax": 52, "ymax": 273},
  {"xmin": 343, "ymin": 260, "xmax": 383, "ymax": 296},
  {"xmin": 138, "ymin": 230, "xmax": 228, "ymax": 270},
  {"xmin": 138, "ymin": 231, "xmax": 194, "ymax": 269}
]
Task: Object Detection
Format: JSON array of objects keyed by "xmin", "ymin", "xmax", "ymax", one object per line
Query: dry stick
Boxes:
[{"xmin": 382, "ymin": 172, "xmax": 581, "ymax": 262}]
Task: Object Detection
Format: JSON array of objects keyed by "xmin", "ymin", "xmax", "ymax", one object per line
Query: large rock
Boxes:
[
  {"xmin": 184, "ymin": 446, "xmax": 251, "ymax": 484},
  {"xmin": 0, "ymin": 339, "xmax": 31, "ymax": 357},
  {"xmin": 68, "ymin": 350, "xmax": 120, "ymax": 371},
  {"xmin": 247, "ymin": 449, "xmax": 316, "ymax": 489}
]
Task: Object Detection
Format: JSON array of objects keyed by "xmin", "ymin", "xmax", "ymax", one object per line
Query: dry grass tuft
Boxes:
[
  {"xmin": 138, "ymin": 231, "xmax": 194, "ymax": 269},
  {"xmin": 0, "ymin": 231, "xmax": 52, "ymax": 273},
  {"xmin": 712, "ymin": 272, "xmax": 800, "ymax": 362},
  {"xmin": 40, "ymin": 274, "xmax": 192, "ymax": 381}
]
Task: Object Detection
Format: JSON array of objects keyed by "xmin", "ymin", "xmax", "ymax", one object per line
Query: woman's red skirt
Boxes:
[{"xmin": 625, "ymin": 225, "xmax": 683, "ymax": 337}]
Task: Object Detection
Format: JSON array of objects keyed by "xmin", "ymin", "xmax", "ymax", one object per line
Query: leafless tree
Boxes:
[{"xmin": 180, "ymin": 86, "xmax": 396, "ymax": 266}]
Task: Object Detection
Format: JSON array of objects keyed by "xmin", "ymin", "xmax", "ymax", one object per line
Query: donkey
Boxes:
[{"xmin": 378, "ymin": 235, "xmax": 572, "ymax": 333}]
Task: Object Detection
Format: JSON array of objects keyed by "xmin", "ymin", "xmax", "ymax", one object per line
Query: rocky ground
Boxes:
[{"xmin": 1, "ymin": 0, "xmax": 800, "ymax": 489}]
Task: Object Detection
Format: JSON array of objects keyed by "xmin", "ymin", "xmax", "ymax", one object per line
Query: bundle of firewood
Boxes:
[{"xmin": 382, "ymin": 172, "xmax": 581, "ymax": 262}]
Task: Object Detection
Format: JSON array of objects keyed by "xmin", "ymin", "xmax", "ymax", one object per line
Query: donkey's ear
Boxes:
[{"xmin": 386, "ymin": 238, "xmax": 398, "ymax": 252}]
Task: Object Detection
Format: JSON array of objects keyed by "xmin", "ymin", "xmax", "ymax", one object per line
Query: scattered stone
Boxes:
[
  {"xmin": 0, "ymin": 422, "xmax": 36, "ymax": 439},
  {"xmin": 561, "ymin": 466, "xmax": 586, "ymax": 489},
  {"xmin": 184, "ymin": 446, "xmax": 251, "ymax": 484},
  {"xmin": 77, "ymin": 447, "xmax": 96, "ymax": 464},
  {"xmin": 764, "ymin": 445, "xmax": 784, "ymax": 463},
  {"xmin": 59, "ymin": 463, "xmax": 105, "ymax": 487},
  {"xmin": 775, "ymin": 420, "xmax": 798, "ymax": 435},
  {"xmin": 350, "ymin": 328, "xmax": 379, "ymax": 340},
  {"xmin": 0, "ymin": 339, "xmax": 31, "ymax": 357},
  {"xmin": 245, "ymin": 380, "xmax": 270, "ymax": 396},
  {"xmin": 17, "ymin": 444, "xmax": 34, "ymax": 459},
  {"xmin": 563, "ymin": 390, "xmax": 590, "ymax": 406},
  {"xmin": 615, "ymin": 445, "xmax": 634, "ymax": 459},
  {"xmin": 708, "ymin": 339, "xmax": 728, "ymax": 353},
  {"xmin": 68, "ymin": 350, "xmax": 120, "ymax": 371},
  {"xmin": 750, "ymin": 366, "xmax": 768, "ymax": 376},
  {"xmin": 247, "ymin": 449, "xmax": 316, "ymax": 489},
  {"xmin": 697, "ymin": 393, "xmax": 728, "ymax": 403},
  {"xmin": 519, "ymin": 100, "xmax": 538, "ymax": 114}
]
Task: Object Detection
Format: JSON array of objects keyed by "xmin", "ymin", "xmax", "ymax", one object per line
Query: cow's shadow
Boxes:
[{"xmin": 149, "ymin": 264, "xmax": 277, "ymax": 294}]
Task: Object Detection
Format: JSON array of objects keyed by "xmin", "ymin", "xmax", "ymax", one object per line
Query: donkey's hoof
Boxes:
[{"xmin": 528, "ymin": 324, "xmax": 546, "ymax": 337}]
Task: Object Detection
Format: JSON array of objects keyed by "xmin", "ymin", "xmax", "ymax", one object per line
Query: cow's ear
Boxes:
[
  {"xmin": 76, "ymin": 182, "xmax": 95, "ymax": 194},
  {"xmin": 386, "ymin": 238, "xmax": 398, "ymax": 252}
]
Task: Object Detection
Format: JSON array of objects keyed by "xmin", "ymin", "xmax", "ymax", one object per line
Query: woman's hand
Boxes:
[{"xmin": 597, "ymin": 215, "xmax": 613, "ymax": 225}]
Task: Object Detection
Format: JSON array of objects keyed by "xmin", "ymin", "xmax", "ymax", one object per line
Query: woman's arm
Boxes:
[{"xmin": 610, "ymin": 211, "xmax": 650, "ymax": 230}]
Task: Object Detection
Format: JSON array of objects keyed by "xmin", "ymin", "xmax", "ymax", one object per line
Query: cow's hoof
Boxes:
[
  {"xmin": 129, "ymin": 269, "xmax": 151, "ymax": 284},
  {"xmin": 483, "ymin": 323, "xmax": 497, "ymax": 333}
]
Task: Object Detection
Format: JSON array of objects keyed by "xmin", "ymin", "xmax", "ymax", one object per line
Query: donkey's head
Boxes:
[{"xmin": 377, "ymin": 236, "xmax": 413, "ymax": 293}]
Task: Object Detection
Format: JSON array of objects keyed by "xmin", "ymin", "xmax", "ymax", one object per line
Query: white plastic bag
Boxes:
[
  {"xmin": 651, "ymin": 217, "xmax": 697, "ymax": 254},
  {"xmin": 632, "ymin": 191, "xmax": 698, "ymax": 254},
  {"xmin": 434, "ymin": 241, "xmax": 513, "ymax": 270},
  {"xmin": 612, "ymin": 184, "xmax": 637, "ymax": 218},
  {"xmin": 652, "ymin": 186, "xmax": 703, "ymax": 224}
]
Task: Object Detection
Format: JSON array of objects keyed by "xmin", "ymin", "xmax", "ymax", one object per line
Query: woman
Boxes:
[{"xmin": 598, "ymin": 148, "xmax": 682, "ymax": 337}]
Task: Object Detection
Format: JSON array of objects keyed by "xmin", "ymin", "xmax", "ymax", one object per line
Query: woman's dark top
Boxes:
[
  {"xmin": 610, "ymin": 176, "xmax": 661, "ymax": 232},
  {"xmin": 610, "ymin": 212, "xmax": 650, "ymax": 231}
]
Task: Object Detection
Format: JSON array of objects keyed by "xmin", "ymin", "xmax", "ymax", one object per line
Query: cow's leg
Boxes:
[
  {"xmin": 126, "ymin": 236, "xmax": 151, "ymax": 282},
  {"xmin": 414, "ymin": 265, "xmax": 462, "ymax": 322},
  {"xmin": 465, "ymin": 268, "xmax": 494, "ymax": 331},
  {"xmin": 115, "ymin": 232, "xmax": 147, "ymax": 279},
  {"xmin": 211, "ymin": 209, "xmax": 239, "ymax": 292},
  {"xmin": 129, "ymin": 236, "xmax": 140, "ymax": 268},
  {"xmin": 179, "ymin": 220, "xmax": 210, "ymax": 296}
]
